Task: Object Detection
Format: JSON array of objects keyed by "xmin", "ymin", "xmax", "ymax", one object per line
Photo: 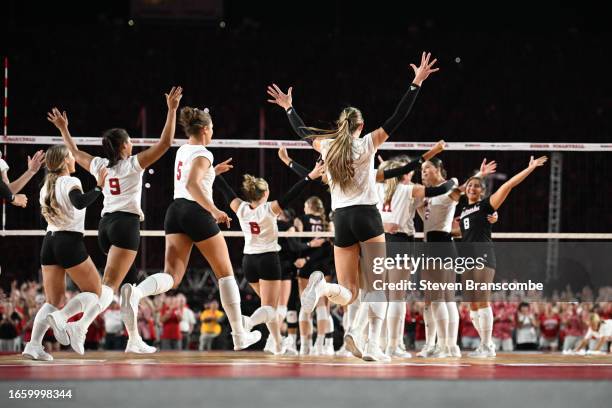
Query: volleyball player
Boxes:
[
  {"xmin": 46, "ymin": 86, "xmax": 183, "ymax": 353},
  {"xmin": 122, "ymin": 106, "xmax": 260, "ymax": 351},
  {"xmin": 268, "ymin": 52, "xmax": 439, "ymax": 361},
  {"xmin": 416, "ymin": 157, "xmax": 497, "ymax": 358},
  {"xmin": 455, "ymin": 155, "xmax": 548, "ymax": 357},
  {"xmin": 214, "ymin": 161, "xmax": 325, "ymax": 354},
  {"xmin": 22, "ymin": 145, "xmax": 105, "ymax": 360},
  {"xmin": 572, "ymin": 313, "xmax": 612, "ymax": 354},
  {"xmin": 0, "ymin": 149, "xmax": 45, "ymax": 199},
  {"xmin": 376, "ymin": 154, "xmax": 458, "ymax": 358}
]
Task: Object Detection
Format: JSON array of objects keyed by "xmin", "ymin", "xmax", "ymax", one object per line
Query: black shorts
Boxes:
[
  {"xmin": 41, "ymin": 231, "xmax": 89, "ymax": 269},
  {"xmin": 280, "ymin": 259, "xmax": 295, "ymax": 280},
  {"xmin": 164, "ymin": 198, "xmax": 220, "ymax": 242},
  {"xmin": 98, "ymin": 211, "xmax": 141, "ymax": 253},
  {"xmin": 242, "ymin": 252, "xmax": 282, "ymax": 283},
  {"xmin": 333, "ymin": 204, "xmax": 384, "ymax": 248},
  {"xmin": 425, "ymin": 230, "xmax": 458, "ymax": 258},
  {"xmin": 385, "ymin": 232, "xmax": 415, "ymax": 258},
  {"xmin": 297, "ymin": 258, "xmax": 334, "ymax": 279}
]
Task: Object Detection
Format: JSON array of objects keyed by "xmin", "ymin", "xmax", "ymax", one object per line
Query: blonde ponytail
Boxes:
[
  {"xmin": 41, "ymin": 145, "xmax": 70, "ymax": 226},
  {"xmin": 242, "ymin": 174, "xmax": 269, "ymax": 202},
  {"xmin": 306, "ymin": 107, "xmax": 363, "ymax": 192}
]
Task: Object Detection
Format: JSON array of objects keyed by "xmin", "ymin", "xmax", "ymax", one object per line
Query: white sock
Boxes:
[
  {"xmin": 354, "ymin": 301, "xmax": 369, "ymax": 336},
  {"xmin": 58, "ymin": 292, "xmax": 98, "ymax": 321},
  {"xmin": 249, "ymin": 305, "xmax": 277, "ymax": 327},
  {"xmin": 97, "ymin": 285, "xmax": 114, "ymax": 313},
  {"xmin": 446, "ymin": 302, "xmax": 459, "ymax": 348},
  {"xmin": 386, "ymin": 302, "xmax": 405, "ymax": 349},
  {"xmin": 315, "ymin": 334, "xmax": 324, "ymax": 346},
  {"xmin": 399, "ymin": 305, "xmax": 407, "ymax": 349},
  {"xmin": 300, "ymin": 335, "xmax": 311, "ymax": 348},
  {"xmin": 316, "ymin": 305, "xmax": 329, "ymax": 323},
  {"xmin": 277, "ymin": 305, "xmax": 288, "ymax": 323},
  {"xmin": 432, "ymin": 302, "xmax": 449, "ymax": 347},
  {"xmin": 423, "ymin": 304, "xmax": 437, "ymax": 347},
  {"xmin": 136, "ymin": 273, "xmax": 174, "ymax": 297},
  {"xmin": 218, "ymin": 276, "xmax": 245, "ymax": 334},
  {"xmin": 327, "ymin": 314, "xmax": 334, "ymax": 335},
  {"xmin": 30, "ymin": 303, "xmax": 58, "ymax": 345},
  {"xmin": 77, "ymin": 293, "xmax": 103, "ymax": 330},
  {"xmin": 322, "ymin": 283, "xmax": 352, "ymax": 305},
  {"xmin": 366, "ymin": 301, "xmax": 387, "ymax": 347},
  {"xmin": 470, "ymin": 309, "xmax": 482, "ymax": 339},
  {"xmin": 266, "ymin": 313, "xmax": 282, "ymax": 347},
  {"xmin": 478, "ymin": 306, "xmax": 494, "ymax": 346},
  {"xmin": 345, "ymin": 293, "xmax": 361, "ymax": 331},
  {"xmin": 299, "ymin": 308, "xmax": 313, "ymax": 337}
]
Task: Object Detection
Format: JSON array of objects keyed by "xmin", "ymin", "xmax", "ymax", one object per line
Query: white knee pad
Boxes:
[
  {"xmin": 299, "ymin": 309, "xmax": 311, "ymax": 323},
  {"xmin": 286, "ymin": 310, "xmax": 298, "ymax": 324}
]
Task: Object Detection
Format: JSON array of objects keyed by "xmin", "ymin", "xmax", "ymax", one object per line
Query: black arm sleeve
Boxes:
[
  {"xmin": 69, "ymin": 188, "xmax": 102, "ymax": 210},
  {"xmin": 0, "ymin": 179, "xmax": 13, "ymax": 201},
  {"xmin": 286, "ymin": 107, "xmax": 313, "ymax": 146},
  {"xmin": 381, "ymin": 84, "xmax": 420, "ymax": 136},
  {"xmin": 288, "ymin": 160, "xmax": 310, "ymax": 178},
  {"xmin": 277, "ymin": 176, "xmax": 311, "ymax": 208},
  {"xmin": 382, "ymin": 157, "xmax": 423, "ymax": 180},
  {"xmin": 424, "ymin": 180, "xmax": 456, "ymax": 197},
  {"xmin": 215, "ymin": 175, "xmax": 238, "ymax": 204}
]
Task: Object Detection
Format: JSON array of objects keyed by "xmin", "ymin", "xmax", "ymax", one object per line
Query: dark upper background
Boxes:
[{"xmin": 1, "ymin": 1, "xmax": 610, "ymax": 282}]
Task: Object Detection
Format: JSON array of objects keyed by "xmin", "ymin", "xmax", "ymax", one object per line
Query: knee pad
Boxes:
[
  {"xmin": 286, "ymin": 310, "xmax": 298, "ymax": 324},
  {"xmin": 299, "ymin": 309, "xmax": 311, "ymax": 323}
]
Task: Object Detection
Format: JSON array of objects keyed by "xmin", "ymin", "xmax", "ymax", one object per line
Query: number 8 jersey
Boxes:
[
  {"xmin": 236, "ymin": 201, "xmax": 281, "ymax": 254},
  {"xmin": 90, "ymin": 156, "xmax": 144, "ymax": 220}
]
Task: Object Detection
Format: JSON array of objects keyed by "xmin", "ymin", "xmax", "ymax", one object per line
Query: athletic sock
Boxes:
[
  {"xmin": 423, "ymin": 304, "xmax": 437, "ymax": 348},
  {"xmin": 30, "ymin": 303, "xmax": 58, "ymax": 345},
  {"xmin": 432, "ymin": 302, "xmax": 449, "ymax": 347},
  {"xmin": 97, "ymin": 285, "xmax": 114, "ymax": 313},
  {"xmin": 366, "ymin": 301, "xmax": 387, "ymax": 348},
  {"xmin": 446, "ymin": 301, "xmax": 459, "ymax": 348},
  {"xmin": 478, "ymin": 306, "xmax": 494, "ymax": 346}
]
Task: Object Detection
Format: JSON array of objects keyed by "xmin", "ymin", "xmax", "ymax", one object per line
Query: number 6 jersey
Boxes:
[
  {"xmin": 89, "ymin": 156, "xmax": 144, "ymax": 220},
  {"xmin": 236, "ymin": 201, "xmax": 281, "ymax": 254}
]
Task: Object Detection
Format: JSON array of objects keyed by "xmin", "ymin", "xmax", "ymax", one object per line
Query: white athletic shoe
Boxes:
[
  {"xmin": 232, "ymin": 330, "xmax": 262, "ymax": 350},
  {"xmin": 263, "ymin": 336, "xmax": 275, "ymax": 354},
  {"xmin": 386, "ymin": 346, "xmax": 412, "ymax": 359},
  {"xmin": 335, "ymin": 344, "xmax": 354, "ymax": 358},
  {"xmin": 362, "ymin": 341, "xmax": 391, "ymax": 362},
  {"xmin": 46, "ymin": 311, "xmax": 69, "ymax": 346},
  {"xmin": 22, "ymin": 343, "xmax": 53, "ymax": 361},
  {"xmin": 65, "ymin": 322, "xmax": 86, "ymax": 355},
  {"xmin": 284, "ymin": 338, "xmax": 298, "ymax": 356},
  {"xmin": 430, "ymin": 344, "xmax": 451, "ymax": 358},
  {"xmin": 468, "ymin": 343, "xmax": 495, "ymax": 358},
  {"xmin": 416, "ymin": 344, "xmax": 436, "ymax": 358},
  {"xmin": 323, "ymin": 339, "xmax": 335, "ymax": 356},
  {"xmin": 310, "ymin": 343, "xmax": 324, "ymax": 356},
  {"xmin": 282, "ymin": 337, "xmax": 298, "ymax": 356},
  {"xmin": 344, "ymin": 330, "xmax": 364, "ymax": 359},
  {"xmin": 449, "ymin": 344, "xmax": 462, "ymax": 358},
  {"xmin": 300, "ymin": 271, "xmax": 325, "ymax": 314},
  {"xmin": 586, "ymin": 350, "xmax": 605, "ymax": 356},
  {"xmin": 125, "ymin": 336, "xmax": 157, "ymax": 354},
  {"xmin": 299, "ymin": 340, "xmax": 312, "ymax": 356},
  {"xmin": 120, "ymin": 283, "xmax": 141, "ymax": 333},
  {"xmin": 242, "ymin": 315, "xmax": 254, "ymax": 332}
]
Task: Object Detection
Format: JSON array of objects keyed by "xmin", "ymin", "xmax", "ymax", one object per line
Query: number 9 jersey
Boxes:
[{"xmin": 89, "ymin": 156, "xmax": 145, "ymax": 220}]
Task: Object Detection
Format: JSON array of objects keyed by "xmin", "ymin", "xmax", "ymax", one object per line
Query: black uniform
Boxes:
[
  {"xmin": 277, "ymin": 219, "xmax": 297, "ymax": 280},
  {"xmin": 458, "ymin": 197, "xmax": 497, "ymax": 268},
  {"xmin": 297, "ymin": 214, "xmax": 333, "ymax": 279}
]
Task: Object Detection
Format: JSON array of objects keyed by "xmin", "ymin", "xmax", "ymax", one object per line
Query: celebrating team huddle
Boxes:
[{"xmin": 11, "ymin": 52, "xmax": 554, "ymax": 362}]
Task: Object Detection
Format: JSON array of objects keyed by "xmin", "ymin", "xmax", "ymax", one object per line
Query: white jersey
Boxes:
[
  {"xmin": 416, "ymin": 184, "xmax": 457, "ymax": 235},
  {"xmin": 0, "ymin": 158, "xmax": 8, "ymax": 173},
  {"xmin": 376, "ymin": 183, "xmax": 416, "ymax": 235},
  {"xmin": 585, "ymin": 320, "xmax": 612, "ymax": 339},
  {"xmin": 236, "ymin": 201, "xmax": 281, "ymax": 254},
  {"xmin": 39, "ymin": 176, "xmax": 86, "ymax": 233},
  {"xmin": 89, "ymin": 156, "xmax": 144, "ymax": 220},
  {"xmin": 173, "ymin": 144, "xmax": 215, "ymax": 202},
  {"xmin": 320, "ymin": 133, "xmax": 378, "ymax": 210}
]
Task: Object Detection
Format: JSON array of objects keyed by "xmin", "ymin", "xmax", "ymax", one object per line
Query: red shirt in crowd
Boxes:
[
  {"xmin": 460, "ymin": 309, "xmax": 479, "ymax": 338},
  {"xmin": 562, "ymin": 312, "xmax": 585, "ymax": 337},
  {"xmin": 539, "ymin": 313, "xmax": 560, "ymax": 339},
  {"xmin": 160, "ymin": 304, "xmax": 182, "ymax": 340}
]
